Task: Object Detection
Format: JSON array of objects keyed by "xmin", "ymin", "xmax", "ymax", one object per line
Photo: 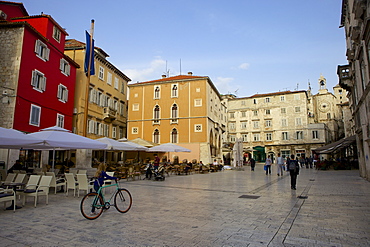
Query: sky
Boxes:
[{"xmin": 18, "ymin": 0, "xmax": 348, "ymax": 97}]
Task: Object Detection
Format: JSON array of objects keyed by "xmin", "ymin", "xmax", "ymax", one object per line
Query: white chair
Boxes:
[
  {"xmin": 13, "ymin": 173, "xmax": 26, "ymax": 184},
  {"xmin": 0, "ymin": 188, "xmax": 16, "ymax": 211},
  {"xmin": 17, "ymin": 175, "xmax": 41, "ymax": 199},
  {"xmin": 76, "ymin": 174, "xmax": 93, "ymax": 197},
  {"xmin": 1, "ymin": 173, "xmax": 16, "ymax": 185},
  {"xmin": 65, "ymin": 173, "xmax": 78, "ymax": 197},
  {"xmin": 46, "ymin": 172, "xmax": 66, "ymax": 194},
  {"xmin": 77, "ymin": 169, "xmax": 87, "ymax": 175},
  {"xmin": 69, "ymin": 168, "xmax": 78, "ymax": 176},
  {"xmin": 22, "ymin": 176, "xmax": 52, "ymax": 207}
]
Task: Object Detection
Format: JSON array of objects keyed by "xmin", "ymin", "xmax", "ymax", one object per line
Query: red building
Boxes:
[{"xmin": 0, "ymin": 1, "xmax": 79, "ymax": 133}]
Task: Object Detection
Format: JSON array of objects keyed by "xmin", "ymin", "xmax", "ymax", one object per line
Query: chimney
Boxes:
[
  {"xmin": 188, "ymin": 72, "xmax": 193, "ymax": 76},
  {"xmin": 162, "ymin": 74, "xmax": 166, "ymax": 78}
]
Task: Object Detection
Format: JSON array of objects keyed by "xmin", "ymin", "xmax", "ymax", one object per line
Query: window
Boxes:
[
  {"xmin": 253, "ymin": 110, "xmax": 258, "ymax": 116},
  {"xmin": 253, "ymin": 99, "xmax": 257, "ymax": 104},
  {"xmin": 114, "ymin": 77, "xmax": 119, "ymax": 90},
  {"xmin": 112, "ymin": 126, "xmax": 117, "ymax": 138},
  {"xmin": 265, "ymin": 109, "xmax": 271, "ymax": 115},
  {"xmin": 154, "ymin": 86, "xmax": 160, "ymax": 99},
  {"xmin": 280, "ymin": 96, "xmax": 285, "ymax": 101},
  {"xmin": 296, "ymin": 118, "xmax": 302, "ymax": 126},
  {"xmin": 171, "ymin": 104, "xmax": 178, "ymax": 123},
  {"xmin": 327, "ymin": 113, "xmax": 331, "ymax": 119},
  {"xmin": 53, "ymin": 26, "xmax": 61, "ymax": 42},
  {"xmin": 196, "ymin": 88, "xmax": 200, "ymax": 92},
  {"xmin": 119, "ymin": 102, "xmax": 125, "ymax": 116},
  {"xmin": 171, "ymin": 128, "xmax": 178, "ymax": 143},
  {"xmin": 99, "ymin": 67, "xmax": 105, "ymax": 80},
  {"xmin": 266, "ymin": 133, "xmax": 272, "ymax": 141},
  {"xmin": 265, "ymin": 97, "xmax": 270, "ymax": 103},
  {"xmin": 34, "ymin": 39, "xmax": 49, "ymax": 61},
  {"xmin": 194, "ymin": 99, "xmax": 202, "ymax": 107},
  {"xmin": 295, "ymin": 107, "xmax": 301, "ymax": 113},
  {"xmin": 294, "ymin": 94, "xmax": 300, "ymax": 100},
  {"xmin": 132, "ymin": 103, "xmax": 139, "ymax": 111},
  {"xmin": 56, "ymin": 113, "xmax": 64, "ymax": 128},
  {"xmin": 229, "ymin": 122, "xmax": 236, "ymax": 130},
  {"xmin": 229, "ymin": 112, "xmax": 235, "ymax": 119},
  {"xmin": 241, "ymin": 111, "xmax": 246, "ymax": 118},
  {"xmin": 241, "ymin": 121, "xmax": 247, "ymax": 129},
  {"xmin": 312, "ymin": 130, "xmax": 319, "ymax": 139},
  {"xmin": 171, "ymin": 84, "xmax": 178, "ymax": 97},
  {"xmin": 121, "ymin": 81, "xmax": 125, "ymax": 94},
  {"xmin": 265, "ymin": 120, "xmax": 271, "ymax": 127},
  {"xmin": 60, "ymin": 58, "xmax": 70, "ymax": 76},
  {"xmin": 195, "ymin": 124, "xmax": 202, "ymax": 132},
  {"xmin": 281, "ymin": 119, "xmax": 287, "ymax": 127},
  {"xmin": 30, "ymin": 104, "xmax": 41, "ymax": 126},
  {"xmin": 241, "ymin": 100, "xmax": 246, "ymax": 106},
  {"xmin": 242, "ymin": 134, "xmax": 248, "ymax": 142},
  {"xmin": 153, "ymin": 129, "xmax": 160, "ymax": 143},
  {"xmin": 31, "ymin": 70, "xmax": 46, "ymax": 92},
  {"xmin": 253, "ymin": 134, "xmax": 260, "ymax": 141},
  {"xmin": 281, "ymin": 150, "xmax": 290, "ymax": 159},
  {"xmin": 119, "ymin": 127, "xmax": 123, "ymax": 139},
  {"xmin": 253, "ymin": 121, "xmax": 259, "ymax": 128},
  {"xmin": 296, "ymin": 131, "xmax": 303, "ymax": 140},
  {"xmin": 57, "ymin": 84, "xmax": 68, "ymax": 102},
  {"xmin": 153, "ymin": 105, "xmax": 160, "ymax": 123},
  {"xmin": 103, "ymin": 124, "xmax": 109, "ymax": 137},
  {"xmin": 132, "ymin": 127, "xmax": 138, "ymax": 134},
  {"xmin": 282, "ymin": 132, "xmax": 289, "ymax": 140},
  {"xmin": 230, "ymin": 135, "xmax": 236, "ymax": 142},
  {"xmin": 281, "ymin": 108, "xmax": 286, "ymax": 114}
]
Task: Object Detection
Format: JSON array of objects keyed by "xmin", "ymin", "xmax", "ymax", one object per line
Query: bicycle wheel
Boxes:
[
  {"xmin": 80, "ymin": 192, "xmax": 104, "ymax": 220},
  {"xmin": 114, "ymin": 189, "xmax": 132, "ymax": 213}
]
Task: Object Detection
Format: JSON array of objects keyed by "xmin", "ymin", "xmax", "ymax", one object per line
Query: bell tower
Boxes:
[{"xmin": 318, "ymin": 74, "xmax": 328, "ymax": 94}]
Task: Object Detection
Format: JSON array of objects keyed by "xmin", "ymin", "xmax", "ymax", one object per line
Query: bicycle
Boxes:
[{"xmin": 80, "ymin": 179, "xmax": 132, "ymax": 220}]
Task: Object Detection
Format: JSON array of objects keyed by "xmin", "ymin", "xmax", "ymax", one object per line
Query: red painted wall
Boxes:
[{"xmin": 0, "ymin": 2, "xmax": 28, "ymax": 20}]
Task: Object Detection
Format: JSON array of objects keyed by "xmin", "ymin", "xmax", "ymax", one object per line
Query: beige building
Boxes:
[
  {"xmin": 64, "ymin": 39, "xmax": 130, "ymax": 166},
  {"xmin": 222, "ymin": 76, "xmax": 348, "ymax": 162},
  {"xmin": 127, "ymin": 73, "xmax": 226, "ymax": 164},
  {"xmin": 338, "ymin": 0, "xmax": 370, "ymax": 180}
]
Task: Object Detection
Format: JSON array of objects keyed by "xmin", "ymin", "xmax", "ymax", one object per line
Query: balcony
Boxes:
[
  {"xmin": 103, "ymin": 107, "xmax": 117, "ymax": 122},
  {"xmin": 337, "ymin": 65, "xmax": 353, "ymax": 91}
]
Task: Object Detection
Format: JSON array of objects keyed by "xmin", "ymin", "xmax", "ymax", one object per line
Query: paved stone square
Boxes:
[{"xmin": 1, "ymin": 164, "xmax": 369, "ymax": 246}]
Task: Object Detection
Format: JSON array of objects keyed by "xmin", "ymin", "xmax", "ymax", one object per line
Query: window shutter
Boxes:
[
  {"xmin": 41, "ymin": 76, "xmax": 46, "ymax": 91},
  {"xmin": 60, "ymin": 59, "xmax": 63, "ymax": 71},
  {"xmin": 66, "ymin": 63, "xmax": 70, "ymax": 75},
  {"xmin": 57, "ymin": 85, "xmax": 62, "ymax": 99},
  {"xmin": 34, "ymin": 40, "xmax": 39, "ymax": 53},
  {"xmin": 45, "ymin": 47, "xmax": 50, "ymax": 61},
  {"xmin": 64, "ymin": 88, "xmax": 68, "ymax": 102},
  {"xmin": 31, "ymin": 70, "xmax": 37, "ymax": 87}
]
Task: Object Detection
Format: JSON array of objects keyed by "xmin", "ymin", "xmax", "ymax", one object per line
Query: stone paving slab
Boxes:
[{"xmin": 0, "ymin": 164, "xmax": 369, "ymax": 246}]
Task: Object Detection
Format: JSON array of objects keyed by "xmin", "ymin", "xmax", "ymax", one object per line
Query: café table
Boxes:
[{"xmin": 3, "ymin": 182, "xmax": 25, "ymax": 210}]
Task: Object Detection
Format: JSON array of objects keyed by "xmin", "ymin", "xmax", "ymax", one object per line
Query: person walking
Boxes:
[
  {"xmin": 288, "ymin": 154, "xmax": 300, "ymax": 190},
  {"xmin": 265, "ymin": 155, "xmax": 272, "ymax": 175},
  {"xmin": 276, "ymin": 153, "xmax": 284, "ymax": 176},
  {"xmin": 249, "ymin": 157, "xmax": 256, "ymax": 171}
]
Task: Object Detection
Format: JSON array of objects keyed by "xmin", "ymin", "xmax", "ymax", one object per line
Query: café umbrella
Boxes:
[{"xmin": 0, "ymin": 127, "xmax": 44, "ymax": 149}]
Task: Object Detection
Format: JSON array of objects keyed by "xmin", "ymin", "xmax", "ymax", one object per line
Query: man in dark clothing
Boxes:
[
  {"xmin": 249, "ymin": 158, "xmax": 256, "ymax": 171},
  {"xmin": 288, "ymin": 154, "xmax": 300, "ymax": 190}
]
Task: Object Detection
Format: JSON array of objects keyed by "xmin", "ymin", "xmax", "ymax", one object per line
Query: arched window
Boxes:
[
  {"xmin": 171, "ymin": 128, "xmax": 178, "ymax": 143},
  {"xmin": 154, "ymin": 86, "xmax": 160, "ymax": 99},
  {"xmin": 171, "ymin": 84, "xmax": 178, "ymax": 97},
  {"xmin": 154, "ymin": 105, "xmax": 160, "ymax": 123},
  {"xmin": 153, "ymin": 129, "xmax": 160, "ymax": 143},
  {"xmin": 171, "ymin": 104, "xmax": 178, "ymax": 123}
]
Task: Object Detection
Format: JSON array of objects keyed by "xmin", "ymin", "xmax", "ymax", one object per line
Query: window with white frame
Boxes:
[
  {"xmin": 132, "ymin": 103, "xmax": 139, "ymax": 111},
  {"xmin": 171, "ymin": 104, "xmax": 178, "ymax": 123},
  {"xmin": 119, "ymin": 127, "xmax": 123, "ymax": 138},
  {"xmin": 253, "ymin": 121, "xmax": 259, "ymax": 128},
  {"xmin": 57, "ymin": 84, "xmax": 68, "ymax": 102},
  {"xmin": 265, "ymin": 120, "xmax": 271, "ymax": 127},
  {"xmin": 153, "ymin": 129, "xmax": 160, "ymax": 143},
  {"xmin": 253, "ymin": 133, "xmax": 260, "ymax": 141},
  {"xmin": 171, "ymin": 128, "xmax": 178, "ymax": 143},
  {"xmin": 195, "ymin": 124, "xmax": 202, "ymax": 132},
  {"xmin": 230, "ymin": 135, "xmax": 236, "ymax": 142},
  {"xmin": 241, "ymin": 100, "xmax": 246, "ymax": 106},
  {"xmin": 241, "ymin": 121, "xmax": 247, "ymax": 129},
  {"xmin": 99, "ymin": 66, "xmax": 105, "ymax": 80},
  {"xmin": 281, "ymin": 108, "xmax": 286, "ymax": 114},
  {"xmin": 31, "ymin": 70, "xmax": 46, "ymax": 92},
  {"xmin": 114, "ymin": 77, "xmax": 119, "ymax": 90},
  {"xmin": 103, "ymin": 124, "xmax": 109, "ymax": 137},
  {"xmin": 171, "ymin": 84, "xmax": 178, "ymax": 97},
  {"xmin": 153, "ymin": 105, "xmax": 160, "ymax": 123},
  {"xmin": 53, "ymin": 26, "xmax": 61, "ymax": 42},
  {"xmin": 241, "ymin": 111, "xmax": 246, "ymax": 118},
  {"xmin": 265, "ymin": 97, "xmax": 270, "ymax": 103},
  {"xmin": 296, "ymin": 117, "xmax": 302, "ymax": 126},
  {"xmin": 295, "ymin": 106, "xmax": 301, "ymax": 112},
  {"xmin": 60, "ymin": 58, "xmax": 70, "ymax": 76},
  {"xmin": 56, "ymin": 113, "xmax": 64, "ymax": 128},
  {"xmin": 34, "ymin": 39, "xmax": 49, "ymax": 61},
  {"xmin": 194, "ymin": 99, "xmax": 202, "ymax": 107},
  {"xmin": 281, "ymin": 150, "xmax": 290, "ymax": 159},
  {"xmin": 280, "ymin": 96, "xmax": 285, "ymax": 101},
  {"xmin": 154, "ymin": 86, "xmax": 160, "ymax": 99},
  {"xmin": 265, "ymin": 109, "xmax": 271, "ymax": 115},
  {"xmin": 107, "ymin": 72, "xmax": 112, "ymax": 85},
  {"xmin": 132, "ymin": 127, "xmax": 138, "ymax": 134},
  {"xmin": 121, "ymin": 81, "xmax": 125, "ymax": 94},
  {"xmin": 281, "ymin": 119, "xmax": 287, "ymax": 127},
  {"xmin": 119, "ymin": 102, "xmax": 125, "ymax": 116},
  {"xmin": 296, "ymin": 131, "xmax": 303, "ymax": 140},
  {"xmin": 112, "ymin": 126, "xmax": 117, "ymax": 138},
  {"xmin": 229, "ymin": 122, "xmax": 236, "ymax": 130},
  {"xmin": 312, "ymin": 130, "xmax": 319, "ymax": 139},
  {"xmin": 30, "ymin": 104, "xmax": 41, "ymax": 126},
  {"xmin": 282, "ymin": 132, "xmax": 289, "ymax": 140},
  {"xmin": 229, "ymin": 112, "xmax": 235, "ymax": 119},
  {"xmin": 253, "ymin": 99, "xmax": 257, "ymax": 104},
  {"xmin": 242, "ymin": 134, "xmax": 248, "ymax": 142},
  {"xmin": 266, "ymin": 133, "xmax": 272, "ymax": 141},
  {"xmin": 253, "ymin": 110, "xmax": 258, "ymax": 116}
]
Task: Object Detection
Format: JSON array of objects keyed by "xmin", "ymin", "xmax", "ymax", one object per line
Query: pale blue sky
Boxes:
[{"xmin": 19, "ymin": 0, "xmax": 347, "ymax": 97}]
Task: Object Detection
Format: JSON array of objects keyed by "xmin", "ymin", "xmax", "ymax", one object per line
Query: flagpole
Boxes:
[{"xmin": 83, "ymin": 19, "xmax": 94, "ymax": 137}]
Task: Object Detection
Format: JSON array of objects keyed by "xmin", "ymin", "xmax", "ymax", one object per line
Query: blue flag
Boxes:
[{"xmin": 84, "ymin": 31, "xmax": 95, "ymax": 76}]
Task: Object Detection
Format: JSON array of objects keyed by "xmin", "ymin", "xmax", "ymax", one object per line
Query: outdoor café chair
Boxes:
[
  {"xmin": 0, "ymin": 188, "xmax": 16, "ymax": 211},
  {"xmin": 76, "ymin": 174, "xmax": 93, "ymax": 197},
  {"xmin": 65, "ymin": 173, "xmax": 78, "ymax": 197},
  {"xmin": 22, "ymin": 175, "xmax": 52, "ymax": 207},
  {"xmin": 46, "ymin": 172, "xmax": 66, "ymax": 194}
]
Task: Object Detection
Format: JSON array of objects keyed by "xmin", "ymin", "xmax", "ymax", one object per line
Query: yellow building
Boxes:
[
  {"xmin": 65, "ymin": 39, "xmax": 130, "ymax": 166},
  {"xmin": 128, "ymin": 72, "xmax": 226, "ymax": 164}
]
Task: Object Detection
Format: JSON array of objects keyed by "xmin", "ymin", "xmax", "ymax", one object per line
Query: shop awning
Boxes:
[{"xmin": 314, "ymin": 135, "xmax": 356, "ymax": 154}]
